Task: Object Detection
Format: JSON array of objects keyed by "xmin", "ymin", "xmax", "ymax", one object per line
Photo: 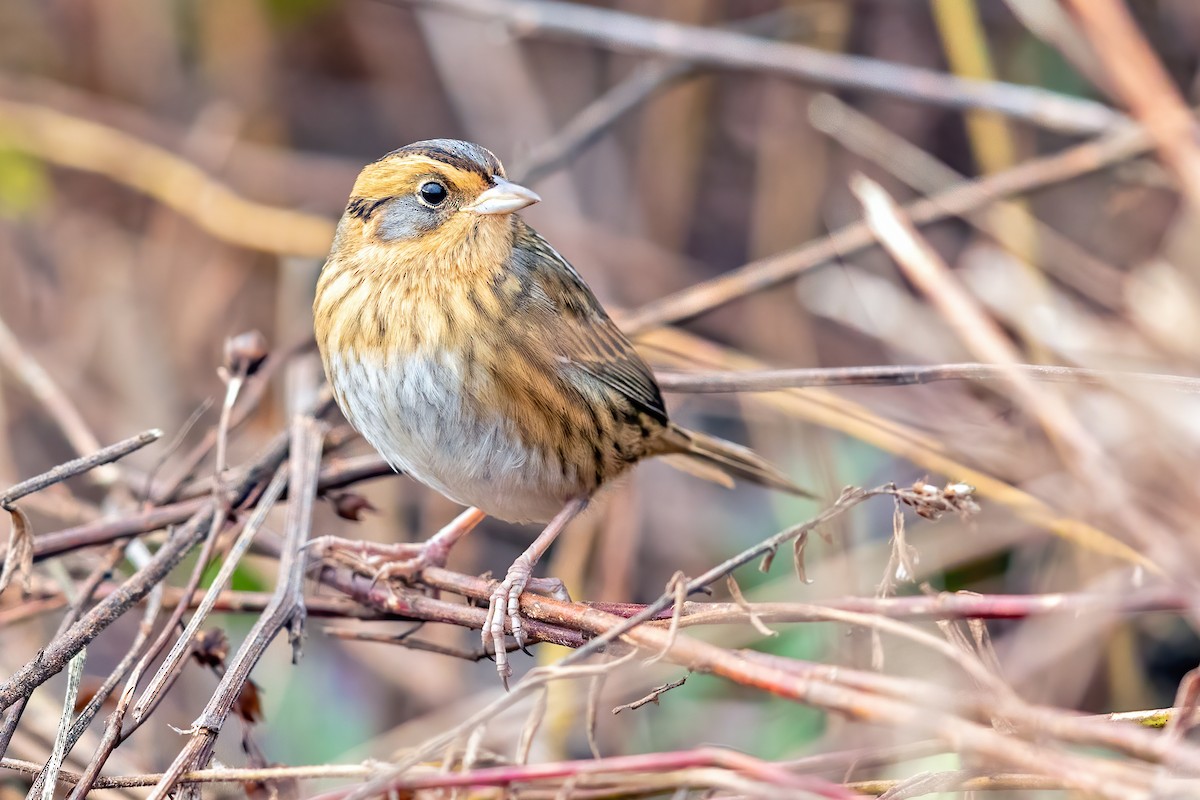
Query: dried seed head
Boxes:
[
  {"xmin": 897, "ymin": 479, "xmax": 982, "ymax": 521},
  {"xmin": 192, "ymin": 627, "xmax": 230, "ymax": 669},
  {"xmin": 223, "ymin": 330, "xmax": 269, "ymax": 377}
]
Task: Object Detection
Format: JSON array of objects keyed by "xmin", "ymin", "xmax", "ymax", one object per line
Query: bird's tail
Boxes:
[{"xmin": 657, "ymin": 423, "xmax": 812, "ymax": 497}]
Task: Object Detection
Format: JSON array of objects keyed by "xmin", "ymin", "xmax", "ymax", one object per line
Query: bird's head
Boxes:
[{"xmin": 341, "ymin": 139, "xmax": 540, "ymax": 248}]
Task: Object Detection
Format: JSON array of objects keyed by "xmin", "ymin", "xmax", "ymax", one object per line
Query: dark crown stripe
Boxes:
[{"xmin": 385, "ymin": 139, "xmax": 502, "ymax": 180}]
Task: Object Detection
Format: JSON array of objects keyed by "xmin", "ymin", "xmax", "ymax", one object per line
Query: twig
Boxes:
[
  {"xmin": 37, "ymin": 633, "xmax": 86, "ymax": 800},
  {"xmin": 129, "ymin": 464, "xmax": 289, "ymax": 724},
  {"xmin": 122, "ymin": 353, "xmax": 258, "ymax": 733},
  {"xmin": 655, "ymin": 362, "xmax": 1200, "ymax": 394},
  {"xmin": 397, "ymin": 0, "xmax": 1122, "ymax": 134},
  {"xmin": 1, "ymin": 585, "xmax": 386, "ymax": 627},
  {"xmin": 322, "ymin": 626, "xmax": 523, "ymax": 660},
  {"xmin": 513, "ymin": 59, "xmax": 697, "ymax": 186},
  {"xmin": 148, "ymin": 335, "xmax": 303, "ymax": 504},
  {"xmin": 0, "ymin": 98, "xmax": 335, "ymax": 256},
  {"xmin": 0, "ymin": 429, "xmax": 291, "ymax": 712},
  {"xmin": 32, "ymin": 453, "xmax": 392, "ymax": 561},
  {"xmin": 612, "ymin": 677, "xmax": 687, "ymax": 715},
  {"xmin": 2, "ymin": 749, "xmax": 854, "ymax": 797},
  {"xmin": 23, "ymin": 545, "xmax": 137, "ymax": 799},
  {"xmin": 146, "ymin": 415, "xmax": 324, "ymax": 800},
  {"xmin": 550, "ymin": 486, "xmax": 891, "ymax": 673},
  {"xmin": 0, "ymin": 430, "xmax": 163, "ymax": 507},
  {"xmin": 807, "ymin": 92, "xmax": 1125, "ymax": 307},
  {"xmin": 511, "ymin": 10, "xmax": 801, "ymax": 186},
  {"xmin": 851, "ymin": 174, "xmax": 1176, "ymax": 573},
  {"xmin": 620, "ymin": 121, "xmax": 1151, "ymax": 333},
  {"xmin": 1063, "ymin": 0, "xmax": 1200, "ymax": 207},
  {"xmin": 0, "ymin": 313, "xmax": 122, "ymax": 489},
  {"xmin": 62, "ymin": 542, "xmax": 165, "ymax": 800},
  {"xmin": 847, "ymin": 772, "xmax": 1064, "ymax": 797},
  {"xmin": 641, "ymin": 326, "xmax": 1156, "ymax": 572},
  {"xmin": 323, "ymin": 745, "xmax": 858, "ymax": 800},
  {"xmin": 0, "ymin": 543, "xmax": 126, "ymax": 760}
]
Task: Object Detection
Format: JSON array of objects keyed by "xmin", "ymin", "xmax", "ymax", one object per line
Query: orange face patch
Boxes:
[{"xmin": 350, "ymin": 155, "xmax": 494, "ymax": 206}]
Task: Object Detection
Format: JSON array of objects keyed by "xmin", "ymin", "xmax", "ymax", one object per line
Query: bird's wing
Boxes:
[{"xmin": 511, "ymin": 224, "xmax": 668, "ymax": 424}]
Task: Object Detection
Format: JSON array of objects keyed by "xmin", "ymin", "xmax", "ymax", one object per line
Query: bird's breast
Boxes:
[{"xmin": 325, "ymin": 348, "xmax": 585, "ymax": 523}]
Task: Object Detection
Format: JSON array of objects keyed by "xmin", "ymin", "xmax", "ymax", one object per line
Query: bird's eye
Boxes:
[{"xmin": 419, "ymin": 181, "xmax": 447, "ymax": 206}]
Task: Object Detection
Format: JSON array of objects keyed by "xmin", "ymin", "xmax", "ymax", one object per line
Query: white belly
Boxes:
[{"xmin": 328, "ymin": 350, "xmax": 573, "ymax": 523}]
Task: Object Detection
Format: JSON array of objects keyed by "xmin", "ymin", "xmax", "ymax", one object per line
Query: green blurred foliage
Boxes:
[
  {"xmin": 1008, "ymin": 36, "xmax": 1094, "ymax": 99},
  {"xmin": 0, "ymin": 147, "xmax": 49, "ymax": 218},
  {"xmin": 261, "ymin": 0, "xmax": 336, "ymax": 27},
  {"xmin": 199, "ymin": 555, "xmax": 270, "ymax": 593}
]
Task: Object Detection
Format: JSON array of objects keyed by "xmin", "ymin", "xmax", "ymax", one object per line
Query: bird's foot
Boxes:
[
  {"xmin": 482, "ymin": 555, "xmax": 537, "ymax": 688},
  {"xmin": 308, "ymin": 507, "xmax": 485, "ymax": 590},
  {"xmin": 307, "ymin": 535, "xmax": 448, "ymax": 588},
  {"xmin": 367, "ymin": 538, "xmax": 451, "ymax": 588}
]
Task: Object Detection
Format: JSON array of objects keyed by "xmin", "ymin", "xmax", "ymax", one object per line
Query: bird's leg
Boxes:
[
  {"xmin": 483, "ymin": 497, "xmax": 589, "ymax": 686},
  {"xmin": 311, "ymin": 506, "xmax": 487, "ymax": 584}
]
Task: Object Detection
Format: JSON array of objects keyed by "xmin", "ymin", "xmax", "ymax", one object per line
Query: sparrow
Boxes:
[{"xmin": 313, "ymin": 139, "xmax": 807, "ymax": 683}]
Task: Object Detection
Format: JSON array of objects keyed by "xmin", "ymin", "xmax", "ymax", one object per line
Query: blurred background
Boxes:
[{"xmin": 4, "ymin": 0, "xmax": 1200, "ymax": 796}]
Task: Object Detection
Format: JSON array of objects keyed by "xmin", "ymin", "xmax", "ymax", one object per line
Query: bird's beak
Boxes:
[{"xmin": 466, "ymin": 177, "xmax": 541, "ymax": 215}]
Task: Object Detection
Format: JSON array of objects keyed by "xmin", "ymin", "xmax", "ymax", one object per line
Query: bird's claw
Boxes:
[
  {"xmin": 367, "ymin": 539, "xmax": 449, "ymax": 589},
  {"xmin": 483, "ymin": 556, "xmax": 534, "ymax": 686}
]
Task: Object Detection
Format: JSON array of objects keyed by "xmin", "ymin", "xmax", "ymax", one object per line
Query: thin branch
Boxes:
[
  {"xmin": 322, "ymin": 626, "xmax": 523, "ymax": 661},
  {"xmin": 0, "ymin": 98, "xmax": 335, "ymax": 256},
  {"xmin": 0, "ymin": 313, "xmax": 121, "ymax": 489},
  {"xmin": 852, "ymin": 174, "xmax": 1177, "ymax": 574},
  {"xmin": 146, "ymin": 416, "xmax": 324, "ymax": 800},
  {"xmin": 808, "ymin": 92, "xmax": 1126, "ymax": 307},
  {"xmin": 655, "ymin": 362, "xmax": 1200, "ymax": 394},
  {"xmin": 0, "ymin": 430, "xmax": 291, "ymax": 713},
  {"xmin": 1, "ymin": 585, "xmax": 386, "ymax": 627},
  {"xmin": 61, "ymin": 542, "xmax": 164, "ymax": 800},
  {"xmin": 32, "ymin": 453, "xmax": 392, "ymax": 561},
  {"xmin": 147, "ymin": 335, "xmax": 304, "ymax": 504},
  {"xmin": 1063, "ymin": 0, "xmax": 1200, "ymax": 207},
  {"xmin": 397, "ymin": 0, "xmax": 1122, "ymax": 134},
  {"xmin": 321, "ymin": 745, "xmax": 858, "ymax": 800},
  {"xmin": 548, "ymin": 486, "xmax": 900, "ymax": 673},
  {"xmin": 0, "ymin": 430, "xmax": 163, "ymax": 507},
  {"xmin": 122, "ymin": 358, "xmax": 257, "ymax": 734},
  {"xmin": 129, "ymin": 464, "xmax": 289, "ymax": 724},
  {"xmin": 35, "ymin": 629, "xmax": 86, "ymax": 800},
  {"xmin": 620, "ymin": 120, "xmax": 1151, "ymax": 333},
  {"xmin": 0, "ymin": 543, "xmax": 126, "ymax": 760},
  {"xmin": 2, "ymin": 749, "xmax": 854, "ymax": 798},
  {"xmin": 612, "ymin": 677, "xmax": 687, "ymax": 715},
  {"xmin": 511, "ymin": 10, "xmax": 802, "ymax": 186}
]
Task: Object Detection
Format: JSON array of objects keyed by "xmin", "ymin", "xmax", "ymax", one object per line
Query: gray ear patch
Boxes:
[{"xmin": 373, "ymin": 195, "xmax": 440, "ymax": 241}]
